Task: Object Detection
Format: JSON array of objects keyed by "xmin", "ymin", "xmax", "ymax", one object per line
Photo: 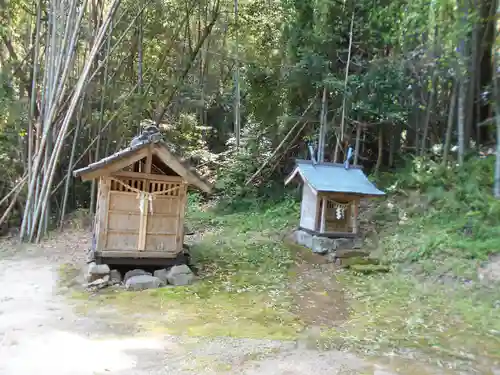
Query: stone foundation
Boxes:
[
  {"xmin": 291, "ymin": 230, "xmax": 388, "ymax": 273},
  {"xmin": 293, "ymin": 229, "xmax": 362, "ymax": 254},
  {"xmin": 84, "ymin": 264, "xmax": 195, "ymax": 291}
]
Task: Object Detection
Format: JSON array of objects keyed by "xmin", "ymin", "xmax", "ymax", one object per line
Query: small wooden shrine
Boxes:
[
  {"xmin": 285, "ymin": 159, "xmax": 384, "ymax": 238},
  {"xmin": 73, "ymin": 139, "xmax": 211, "ymax": 265}
]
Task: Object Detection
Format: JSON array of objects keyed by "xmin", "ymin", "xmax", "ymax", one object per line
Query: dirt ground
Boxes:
[{"xmin": 0, "ymin": 230, "xmax": 471, "ymax": 375}]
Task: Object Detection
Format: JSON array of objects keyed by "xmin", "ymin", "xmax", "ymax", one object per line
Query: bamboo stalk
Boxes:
[
  {"xmin": 442, "ymin": 84, "xmax": 457, "ymax": 167},
  {"xmin": 420, "ymin": 72, "xmax": 437, "ymax": 156},
  {"xmin": 233, "ymin": 0, "xmax": 240, "ymax": 150},
  {"xmin": 245, "ymin": 98, "xmax": 316, "ymax": 186},
  {"xmin": 91, "ymin": 22, "xmax": 113, "ymax": 215},
  {"xmin": 375, "ymin": 127, "xmax": 383, "ymax": 173},
  {"xmin": 51, "ymin": 0, "xmax": 88, "ymax": 115},
  {"xmin": 59, "ymin": 97, "xmax": 85, "ymax": 229},
  {"xmin": 89, "ymin": 0, "xmax": 105, "ymax": 216},
  {"xmin": 268, "ymin": 121, "xmax": 309, "ymax": 176},
  {"xmin": 50, "ymin": 81, "xmax": 144, "ymax": 196},
  {"xmin": 27, "ymin": 0, "xmax": 42, "ymax": 234},
  {"xmin": 20, "ymin": 0, "xmax": 87, "ymax": 240},
  {"xmin": 0, "ymin": 175, "xmax": 28, "ymax": 208},
  {"xmin": 353, "ymin": 123, "xmax": 361, "ymax": 165},
  {"xmin": 0, "ymin": 188, "xmax": 23, "ymax": 229},
  {"xmin": 492, "ymin": 2, "xmax": 500, "ymax": 198},
  {"xmin": 31, "ymin": 0, "xmax": 122, "ymax": 242},
  {"xmin": 318, "ymin": 86, "xmax": 327, "ymax": 163},
  {"xmin": 85, "ymin": 0, "xmax": 153, "ymax": 85},
  {"xmin": 339, "ymin": 10, "xmax": 355, "ymax": 144}
]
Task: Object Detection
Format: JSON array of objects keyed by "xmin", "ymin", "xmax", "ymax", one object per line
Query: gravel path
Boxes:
[{"xmin": 0, "ymin": 231, "xmax": 457, "ymax": 375}]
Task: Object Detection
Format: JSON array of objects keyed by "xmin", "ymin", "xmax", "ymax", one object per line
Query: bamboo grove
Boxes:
[{"xmin": 0, "ymin": 0, "xmax": 499, "ymax": 240}]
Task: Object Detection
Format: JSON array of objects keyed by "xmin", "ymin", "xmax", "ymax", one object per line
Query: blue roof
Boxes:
[{"xmin": 286, "ymin": 159, "xmax": 385, "ymax": 196}]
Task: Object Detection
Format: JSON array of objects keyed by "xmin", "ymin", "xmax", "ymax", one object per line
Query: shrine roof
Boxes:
[{"xmin": 285, "ymin": 159, "xmax": 385, "ymax": 197}]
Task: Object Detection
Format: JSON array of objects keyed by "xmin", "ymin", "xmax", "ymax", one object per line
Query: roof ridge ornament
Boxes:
[
  {"xmin": 307, "ymin": 142, "xmax": 317, "ymax": 165},
  {"xmin": 130, "ymin": 120, "xmax": 163, "ymax": 148},
  {"xmin": 344, "ymin": 145, "xmax": 354, "ymax": 170}
]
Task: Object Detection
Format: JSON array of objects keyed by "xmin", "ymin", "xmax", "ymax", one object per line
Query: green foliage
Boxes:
[
  {"xmin": 351, "ymin": 59, "xmax": 410, "ymax": 123},
  {"xmin": 0, "ymin": 73, "xmax": 13, "ymax": 121},
  {"xmin": 187, "ymin": 201, "xmax": 296, "ymax": 282},
  {"xmin": 186, "ymin": 198, "xmax": 299, "ymax": 281},
  {"xmin": 79, "ymin": 199, "xmax": 302, "ymax": 340},
  {"xmin": 325, "ymin": 272, "xmax": 500, "ymax": 364},
  {"xmin": 214, "ymin": 148, "xmax": 261, "ymax": 202},
  {"xmin": 0, "ymin": 71, "xmax": 25, "ymax": 187},
  {"xmin": 2, "ymin": 0, "xmax": 495, "ymax": 223},
  {"xmin": 372, "ymin": 156, "xmax": 500, "ymax": 269},
  {"xmin": 186, "ymin": 198, "xmax": 299, "ymax": 313},
  {"xmin": 187, "ymin": 196, "xmax": 299, "ymax": 238},
  {"xmin": 213, "ymin": 122, "xmax": 295, "ymax": 208}
]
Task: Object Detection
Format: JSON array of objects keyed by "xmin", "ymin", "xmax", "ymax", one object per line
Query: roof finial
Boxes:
[
  {"xmin": 344, "ymin": 145, "xmax": 354, "ymax": 169},
  {"xmin": 130, "ymin": 120, "xmax": 162, "ymax": 148},
  {"xmin": 307, "ymin": 142, "xmax": 317, "ymax": 165}
]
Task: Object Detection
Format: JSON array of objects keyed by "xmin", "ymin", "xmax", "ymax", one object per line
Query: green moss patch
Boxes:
[
  {"xmin": 57, "ymin": 262, "xmax": 81, "ymax": 289},
  {"xmin": 71, "ymin": 201, "xmax": 303, "ymax": 340},
  {"xmin": 323, "ymin": 272, "xmax": 500, "ymax": 366},
  {"xmin": 349, "ymin": 264, "xmax": 390, "ymax": 274},
  {"xmin": 79, "ymin": 275, "xmax": 302, "ymax": 339}
]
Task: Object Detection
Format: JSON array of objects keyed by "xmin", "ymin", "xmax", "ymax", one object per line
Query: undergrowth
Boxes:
[
  {"xmin": 325, "ymin": 155, "xmax": 500, "ymax": 367},
  {"xmin": 372, "ymin": 156, "xmax": 500, "ymax": 272},
  {"xmin": 73, "ymin": 155, "xmax": 500, "ymax": 367},
  {"xmin": 80, "ymin": 198, "xmax": 303, "ymax": 339},
  {"xmin": 326, "ymin": 272, "xmax": 500, "ymax": 366}
]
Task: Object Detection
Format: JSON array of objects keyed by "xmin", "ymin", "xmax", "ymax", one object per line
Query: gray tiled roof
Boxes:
[
  {"xmin": 287, "ymin": 159, "xmax": 385, "ymax": 196},
  {"xmin": 73, "ymin": 139, "xmax": 212, "ymax": 193},
  {"xmin": 73, "ymin": 141, "xmax": 151, "ymax": 175}
]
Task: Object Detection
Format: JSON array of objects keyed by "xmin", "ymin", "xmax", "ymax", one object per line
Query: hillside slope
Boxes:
[
  {"xmin": 68, "ymin": 157, "xmax": 500, "ymax": 373},
  {"xmin": 187, "ymin": 157, "xmax": 500, "ymax": 372}
]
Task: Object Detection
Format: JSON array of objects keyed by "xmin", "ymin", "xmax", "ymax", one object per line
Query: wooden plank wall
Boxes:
[
  {"xmin": 96, "ymin": 171, "xmax": 187, "ymax": 257},
  {"xmin": 299, "ymin": 183, "xmax": 318, "ymax": 230}
]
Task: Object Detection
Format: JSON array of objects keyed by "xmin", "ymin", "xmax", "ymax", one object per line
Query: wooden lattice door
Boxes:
[
  {"xmin": 103, "ymin": 176, "xmax": 186, "ymax": 255},
  {"xmin": 322, "ymin": 198, "xmax": 355, "ymax": 233},
  {"xmin": 105, "ymin": 177, "xmax": 144, "ymax": 251},
  {"xmin": 143, "ymin": 179, "xmax": 186, "ymax": 254}
]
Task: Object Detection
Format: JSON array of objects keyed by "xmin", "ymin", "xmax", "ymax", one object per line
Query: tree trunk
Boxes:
[
  {"xmin": 457, "ymin": 0, "xmax": 468, "ymax": 165},
  {"xmin": 375, "ymin": 127, "xmax": 383, "ymax": 173},
  {"xmin": 153, "ymin": 0, "xmax": 220, "ymax": 125},
  {"xmin": 492, "ymin": 0, "xmax": 500, "ymax": 197},
  {"xmin": 420, "ymin": 73, "xmax": 437, "ymax": 155},
  {"xmin": 442, "ymin": 84, "xmax": 458, "ymax": 166},
  {"xmin": 353, "ymin": 124, "xmax": 361, "ymax": 165},
  {"xmin": 457, "ymin": 81, "xmax": 466, "ymax": 165},
  {"xmin": 318, "ymin": 86, "xmax": 327, "ymax": 163}
]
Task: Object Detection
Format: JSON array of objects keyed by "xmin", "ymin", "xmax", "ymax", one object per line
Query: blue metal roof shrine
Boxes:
[{"xmin": 285, "ymin": 159, "xmax": 385, "ymax": 196}]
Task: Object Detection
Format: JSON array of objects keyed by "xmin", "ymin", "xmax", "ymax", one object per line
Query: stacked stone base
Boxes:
[
  {"xmin": 84, "ymin": 264, "xmax": 195, "ymax": 292},
  {"xmin": 292, "ymin": 229, "xmax": 388, "ymax": 273},
  {"xmin": 293, "ymin": 229, "xmax": 362, "ymax": 254}
]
